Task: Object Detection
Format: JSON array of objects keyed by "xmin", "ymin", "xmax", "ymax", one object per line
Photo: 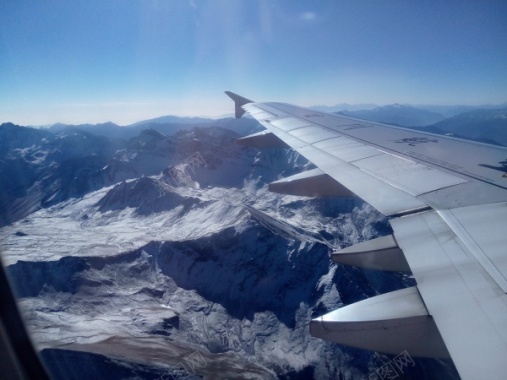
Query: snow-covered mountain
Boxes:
[
  {"xmin": 0, "ymin": 121, "xmax": 459, "ymax": 379},
  {"xmin": 0, "ymin": 120, "xmax": 260, "ymax": 226},
  {"xmin": 310, "ymin": 103, "xmax": 379, "ymax": 113},
  {"xmin": 0, "ymin": 123, "xmax": 124, "ymax": 225},
  {"xmin": 46, "ymin": 117, "xmax": 259, "ymax": 141},
  {"xmin": 330, "ymin": 104, "xmax": 507, "ymax": 146},
  {"xmin": 313, "ymin": 102, "xmax": 506, "ymax": 119},
  {"xmin": 338, "ymin": 104, "xmax": 445, "ymax": 127},
  {"xmin": 428, "ymin": 107, "xmax": 507, "ymax": 146}
]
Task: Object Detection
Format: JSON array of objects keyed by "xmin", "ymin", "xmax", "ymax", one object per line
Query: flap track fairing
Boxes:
[
  {"xmin": 332, "ymin": 235, "xmax": 410, "ymax": 272},
  {"xmin": 310, "ymin": 287, "xmax": 450, "ymax": 358},
  {"xmin": 268, "ymin": 168, "xmax": 355, "ymax": 197}
]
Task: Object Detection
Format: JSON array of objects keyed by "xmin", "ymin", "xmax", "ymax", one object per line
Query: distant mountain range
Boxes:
[
  {"xmin": 47, "ymin": 117, "xmax": 258, "ymax": 140},
  {"xmin": 335, "ymin": 104, "xmax": 507, "ymax": 146},
  {"xmin": 129, "ymin": 114, "xmax": 218, "ymax": 126},
  {"xmin": 311, "ymin": 103, "xmax": 379, "ymax": 113},
  {"xmin": 428, "ymin": 108, "xmax": 507, "ymax": 146},
  {"xmin": 22, "ymin": 101, "xmax": 502, "ymax": 148},
  {"xmin": 312, "ymin": 102, "xmax": 507, "ymax": 118},
  {"xmin": 339, "ymin": 104, "xmax": 445, "ymax": 127}
]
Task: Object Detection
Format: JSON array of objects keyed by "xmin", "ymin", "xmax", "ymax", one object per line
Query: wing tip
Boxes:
[{"xmin": 225, "ymin": 91, "xmax": 254, "ymax": 118}]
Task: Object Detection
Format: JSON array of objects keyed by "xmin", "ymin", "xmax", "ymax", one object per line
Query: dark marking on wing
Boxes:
[
  {"xmin": 392, "ymin": 137, "xmax": 439, "ymax": 147},
  {"xmin": 343, "ymin": 124, "xmax": 372, "ymax": 131},
  {"xmin": 479, "ymin": 159, "xmax": 507, "ymax": 177}
]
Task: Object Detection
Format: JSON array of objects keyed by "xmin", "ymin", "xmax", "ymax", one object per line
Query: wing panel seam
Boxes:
[{"xmin": 438, "ymin": 209, "xmax": 507, "ymax": 293}]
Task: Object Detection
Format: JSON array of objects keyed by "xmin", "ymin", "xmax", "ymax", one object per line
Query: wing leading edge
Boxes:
[{"xmin": 226, "ymin": 91, "xmax": 507, "ymax": 380}]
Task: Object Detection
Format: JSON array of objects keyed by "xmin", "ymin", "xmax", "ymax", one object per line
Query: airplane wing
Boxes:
[{"xmin": 226, "ymin": 91, "xmax": 507, "ymax": 380}]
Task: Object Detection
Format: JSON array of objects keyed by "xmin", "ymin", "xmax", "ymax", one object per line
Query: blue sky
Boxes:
[{"xmin": 1, "ymin": 0, "xmax": 506, "ymax": 125}]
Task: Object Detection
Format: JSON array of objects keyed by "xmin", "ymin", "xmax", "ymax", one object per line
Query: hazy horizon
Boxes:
[{"xmin": 3, "ymin": 99, "xmax": 507, "ymax": 128}]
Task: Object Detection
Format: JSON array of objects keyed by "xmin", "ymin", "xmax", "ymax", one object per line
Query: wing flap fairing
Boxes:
[
  {"xmin": 332, "ymin": 235, "xmax": 410, "ymax": 271},
  {"xmin": 268, "ymin": 168, "xmax": 355, "ymax": 197},
  {"xmin": 310, "ymin": 287, "xmax": 450, "ymax": 358},
  {"xmin": 237, "ymin": 131, "xmax": 288, "ymax": 148}
]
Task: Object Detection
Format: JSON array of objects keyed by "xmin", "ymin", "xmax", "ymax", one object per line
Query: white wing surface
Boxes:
[{"xmin": 226, "ymin": 91, "xmax": 507, "ymax": 380}]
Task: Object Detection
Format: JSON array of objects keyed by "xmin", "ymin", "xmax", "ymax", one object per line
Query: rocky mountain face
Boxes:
[
  {"xmin": 0, "ymin": 120, "xmax": 459, "ymax": 379},
  {"xmin": 429, "ymin": 107, "xmax": 507, "ymax": 146},
  {"xmin": 0, "ymin": 123, "xmax": 125, "ymax": 226}
]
